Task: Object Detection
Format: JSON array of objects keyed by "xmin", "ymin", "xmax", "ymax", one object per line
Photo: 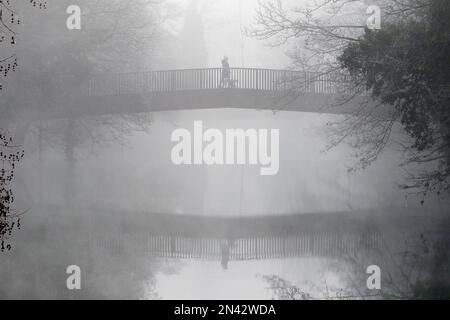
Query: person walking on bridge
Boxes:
[{"xmin": 220, "ymin": 56, "xmax": 230, "ymax": 88}]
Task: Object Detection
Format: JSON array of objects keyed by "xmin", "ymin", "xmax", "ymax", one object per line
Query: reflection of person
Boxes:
[
  {"xmin": 221, "ymin": 56, "xmax": 230, "ymax": 88},
  {"xmin": 221, "ymin": 241, "xmax": 229, "ymax": 270},
  {"xmin": 220, "ymin": 239, "xmax": 236, "ymax": 270}
]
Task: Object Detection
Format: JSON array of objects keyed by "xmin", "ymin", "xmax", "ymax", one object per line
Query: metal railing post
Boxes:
[{"xmin": 170, "ymin": 70, "xmax": 176, "ymax": 91}]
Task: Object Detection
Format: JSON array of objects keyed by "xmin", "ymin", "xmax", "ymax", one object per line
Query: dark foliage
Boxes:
[
  {"xmin": 0, "ymin": 130, "xmax": 24, "ymax": 251},
  {"xmin": 338, "ymin": 0, "xmax": 450, "ymax": 193}
]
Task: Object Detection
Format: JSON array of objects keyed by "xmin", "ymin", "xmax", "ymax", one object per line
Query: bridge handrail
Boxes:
[
  {"xmin": 86, "ymin": 67, "xmax": 359, "ymax": 97},
  {"xmin": 89, "ymin": 67, "xmax": 308, "ymax": 75},
  {"xmin": 91, "ymin": 233, "xmax": 383, "ymax": 260}
]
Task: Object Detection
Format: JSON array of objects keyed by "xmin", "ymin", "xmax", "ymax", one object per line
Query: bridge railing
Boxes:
[
  {"xmin": 87, "ymin": 68, "xmax": 357, "ymax": 97},
  {"xmin": 90, "ymin": 232, "xmax": 382, "ymax": 260}
]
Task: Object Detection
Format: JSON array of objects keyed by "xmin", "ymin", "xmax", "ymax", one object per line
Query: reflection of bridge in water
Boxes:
[
  {"xmin": 136, "ymin": 233, "xmax": 380, "ymax": 261},
  {"xmin": 89, "ymin": 211, "xmax": 382, "ymax": 261},
  {"xmin": 50, "ymin": 68, "xmax": 367, "ymax": 118}
]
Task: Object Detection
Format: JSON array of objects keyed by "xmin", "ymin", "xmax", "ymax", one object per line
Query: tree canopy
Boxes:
[
  {"xmin": 251, "ymin": 0, "xmax": 450, "ymax": 196},
  {"xmin": 338, "ymin": 0, "xmax": 450, "ymax": 194}
]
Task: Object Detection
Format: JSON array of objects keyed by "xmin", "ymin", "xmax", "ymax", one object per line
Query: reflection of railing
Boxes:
[
  {"xmin": 91, "ymin": 233, "xmax": 382, "ymax": 260},
  {"xmin": 87, "ymin": 68, "xmax": 357, "ymax": 97}
]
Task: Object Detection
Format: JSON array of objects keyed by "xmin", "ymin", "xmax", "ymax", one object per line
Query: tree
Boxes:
[
  {"xmin": 338, "ymin": 0, "xmax": 450, "ymax": 195},
  {"xmin": 177, "ymin": 0, "xmax": 208, "ymax": 68},
  {"xmin": 250, "ymin": 0, "xmax": 450, "ymax": 196},
  {"xmin": 1, "ymin": 1, "xmax": 174, "ymax": 205}
]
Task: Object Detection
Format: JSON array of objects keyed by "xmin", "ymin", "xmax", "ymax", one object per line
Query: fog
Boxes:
[{"xmin": 0, "ymin": 0, "xmax": 448, "ymax": 300}]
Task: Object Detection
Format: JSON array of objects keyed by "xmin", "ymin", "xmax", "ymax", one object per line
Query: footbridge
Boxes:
[
  {"xmin": 52, "ymin": 68, "xmax": 365, "ymax": 117},
  {"xmin": 87, "ymin": 210, "xmax": 382, "ymax": 261}
]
